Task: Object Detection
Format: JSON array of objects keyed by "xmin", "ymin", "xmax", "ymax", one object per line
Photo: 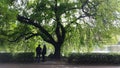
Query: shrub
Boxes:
[
  {"xmin": 0, "ymin": 53, "xmax": 13, "ymax": 63},
  {"xmin": 68, "ymin": 53, "xmax": 120, "ymax": 64},
  {"xmin": 0, "ymin": 52, "xmax": 35, "ymax": 63},
  {"xmin": 13, "ymin": 52, "xmax": 35, "ymax": 63}
]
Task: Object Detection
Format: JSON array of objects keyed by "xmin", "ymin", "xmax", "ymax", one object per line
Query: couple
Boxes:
[{"xmin": 36, "ymin": 44, "xmax": 46, "ymax": 62}]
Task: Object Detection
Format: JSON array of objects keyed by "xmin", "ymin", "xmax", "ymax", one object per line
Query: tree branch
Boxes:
[
  {"xmin": 55, "ymin": 23, "xmax": 61, "ymax": 41},
  {"xmin": 65, "ymin": 0, "xmax": 99, "ymax": 29},
  {"xmin": 17, "ymin": 15, "xmax": 41, "ymax": 28},
  {"xmin": 63, "ymin": 7, "xmax": 82, "ymax": 14},
  {"xmin": 59, "ymin": 0, "xmax": 88, "ymax": 15},
  {"xmin": 59, "ymin": 22, "xmax": 66, "ymax": 44},
  {"xmin": 81, "ymin": 0, "xmax": 98, "ymax": 16},
  {"xmin": 17, "ymin": 15, "xmax": 56, "ymax": 44},
  {"xmin": 65, "ymin": 15, "xmax": 87, "ymax": 29},
  {"xmin": 81, "ymin": 0, "xmax": 89, "ymax": 15},
  {"xmin": 25, "ymin": 33, "xmax": 40, "ymax": 40},
  {"xmin": 54, "ymin": 0, "xmax": 63, "ymax": 43},
  {"xmin": 8, "ymin": 33, "xmax": 32, "ymax": 42}
]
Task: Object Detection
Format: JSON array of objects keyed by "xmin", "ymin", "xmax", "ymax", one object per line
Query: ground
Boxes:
[{"xmin": 0, "ymin": 61, "xmax": 120, "ymax": 68}]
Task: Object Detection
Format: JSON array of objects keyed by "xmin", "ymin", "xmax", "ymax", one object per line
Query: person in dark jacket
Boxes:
[
  {"xmin": 42, "ymin": 44, "xmax": 47, "ymax": 62},
  {"xmin": 36, "ymin": 44, "xmax": 42, "ymax": 63}
]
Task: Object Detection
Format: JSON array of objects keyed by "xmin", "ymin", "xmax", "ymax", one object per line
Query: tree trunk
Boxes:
[{"xmin": 53, "ymin": 44, "xmax": 61, "ymax": 59}]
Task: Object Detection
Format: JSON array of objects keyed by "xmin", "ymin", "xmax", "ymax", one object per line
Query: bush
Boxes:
[
  {"xmin": 0, "ymin": 52, "xmax": 35, "ymax": 63},
  {"xmin": 0, "ymin": 53, "xmax": 13, "ymax": 63},
  {"xmin": 13, "ymin": 52, "xmax": 35, "ymax": 63},
  {"xmin": 68, "ymin": 53, "xmax": 120, "ymax": 64}
]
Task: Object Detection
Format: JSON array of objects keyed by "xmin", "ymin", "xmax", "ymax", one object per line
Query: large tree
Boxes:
[{"xmin": 1, "ymin": 0, "xmax": 120, "ymax": 58}]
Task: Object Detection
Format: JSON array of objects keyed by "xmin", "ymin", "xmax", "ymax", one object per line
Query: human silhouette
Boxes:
[
  {"xmin": 36, "ymin": 44, "xmax": 42, "ymax": 63},
  {"xmin": 42, "ymin": 44, "xmax": 47, "ymax": 62}
]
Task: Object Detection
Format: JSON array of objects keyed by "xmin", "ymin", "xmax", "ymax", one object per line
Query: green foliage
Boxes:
[
  {"xmin": 62, "ymin": 0, "xmax": 120, "ymax": 53},
  {"xmin": 0, "ymin": 0, "xmax": 18, "ymax": 46},
  {"xmin": 0, "ymin": 0, "xmax": 120, "ymax": 55}
]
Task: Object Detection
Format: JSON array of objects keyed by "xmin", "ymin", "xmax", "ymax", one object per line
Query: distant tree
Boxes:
[{"xmin": 0, "ymin": 0, "xmax": 120, "ymax": 59}]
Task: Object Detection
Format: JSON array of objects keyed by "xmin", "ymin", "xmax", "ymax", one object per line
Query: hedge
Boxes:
[
  {"xmin": 13, "ymin": 52, "xmax": 35, "ymax": 62},
  {"xmin": 0, "ymin": 53, "xmax": 13, "ymax": 63},
  {"xmin": 68, "ymin": 53, "xmax": 120, "ymax": 64},
  {"xmin": 0, "ymin": 52, "xmax": 34, "ymax": 63}
]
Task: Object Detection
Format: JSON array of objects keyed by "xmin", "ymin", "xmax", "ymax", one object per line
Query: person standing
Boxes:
[
  {"xmin": 36, "ymin": 44, "xmax": 42, "ymax": 63},
  {"xmin": 42, "ymin": 44, "xmax": 47, "ymax": 62}
]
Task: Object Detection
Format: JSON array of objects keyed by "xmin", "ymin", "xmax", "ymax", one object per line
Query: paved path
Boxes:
[
  {"xmin": 0, "ymin": 64, "xmax": 120, "ymax": 68},
  {"xmin": 0, "ymin": 61, "xmax": 120, "ymax": 68}
]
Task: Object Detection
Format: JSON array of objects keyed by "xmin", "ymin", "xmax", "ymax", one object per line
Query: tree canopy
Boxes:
[{"xmin": 0, "ymin": 0, "xmax": 120, "ymax": 58}]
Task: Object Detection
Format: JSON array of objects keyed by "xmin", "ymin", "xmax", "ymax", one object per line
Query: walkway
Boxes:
[{"xmin": 0, "ymin": 61, "xmax": 120, "ymax": 68}]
